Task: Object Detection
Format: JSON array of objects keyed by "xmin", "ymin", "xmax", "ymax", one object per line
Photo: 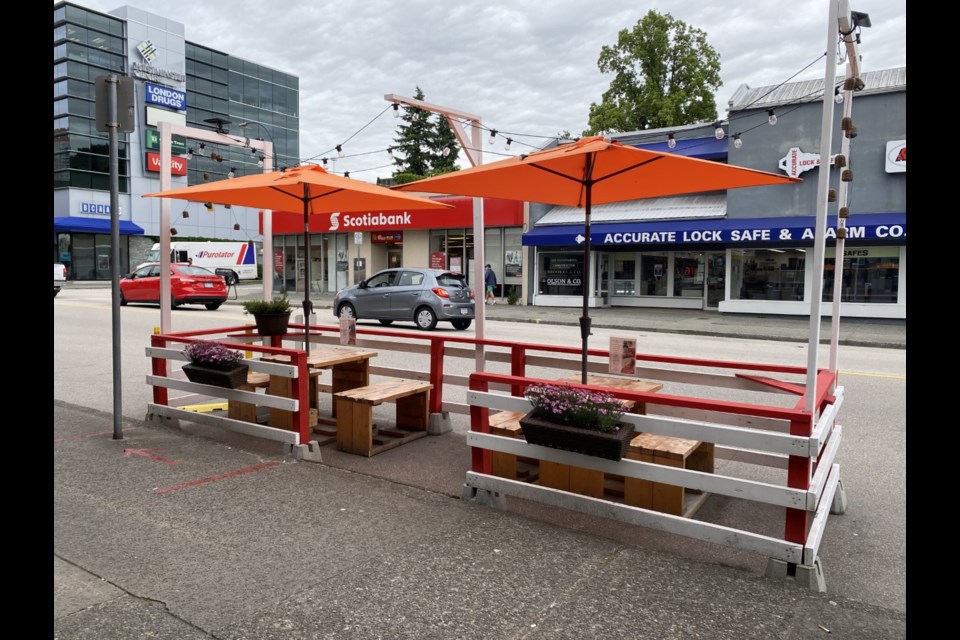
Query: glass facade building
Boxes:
[{"xmin": 53, "ymin": 2, "xmax": 300, "ymax": 280}]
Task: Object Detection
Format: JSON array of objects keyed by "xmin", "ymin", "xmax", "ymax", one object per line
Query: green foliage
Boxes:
[
  {"xmin": 507, "ymin": 286, "xmax": 519, "ymax": 305},
  {"xmin": 392, "ymin": 87, "xmax": 460, "ymax": 181},
  {"xmin": 242, "ymin": 295, "xmax": 291, "ymax": 315},
  {"xmin": 584, "ymin": 10, "xmax": 721, "ymax": 136}
]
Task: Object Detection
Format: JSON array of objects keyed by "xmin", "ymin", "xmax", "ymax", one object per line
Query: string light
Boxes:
[
  {"xmin": 667, "ymin": 133, "xmax": 676, "ymax": 149},
  {"xmin": 767, "ymin": 109, "xmax": 778, "ymax": 125},
  {"xmin": 227, "ymin": 167, "xmax": 236, "ymax": 179},
  {"xmin": 181, "ymin": 210, "xmax": 189, "ymax": 219},
  {"xmin": 344, "ymin": 171, "xmax": 350, "ymax": 178},
  {"xmin": 386, "ymin": 147, "xmax": 393, "ymax": 158},
  {"xmin": 488, "ymin": 129, "xmax": 498, "ymax": 145},
  {"xmin": 197, "ymin": 143, "xmax": 206, "ymax": 156},
  {"xmin": 714, "ymin": 122, "xmax": 725, "ymax": 140},
  {"xmin": 336, "ymin": 145, "xmax": 344, "ymax": 158},
  {"xmin": 186, "ymin": 148, "xmax": 194, "ymax": 160},
  {"xmin": 257, "ymin": 155, "xmax": 264, "ymax": 168},
  {"xmin": 442, "ymin": 147, "xmax": 451, "ymax": 157},
  {"xmin": 733, "ymin": 134, "xmax": 742, "ymax": 149},
  {"xmin": 834, "ymin": 87, "xmax": 844, "ymax": 104},
  {"xmin": 504, "ymin": 138, "xmax": 512, "ymax": 151},
  {"xmin": 392, "ymin": 103, "xmax": 400, "ymax": 118}
]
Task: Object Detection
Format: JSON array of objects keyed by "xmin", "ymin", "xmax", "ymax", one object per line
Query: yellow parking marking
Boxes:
[
  {"xmin": 839, "ymin": 370, "xmax": 905, "ymax": 380},
  {"xmin": 180, "ymin": 402, "xmax": 228, "ymax": 413}
]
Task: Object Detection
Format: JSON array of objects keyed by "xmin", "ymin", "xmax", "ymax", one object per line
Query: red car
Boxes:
[{"xmin": 120, "ymin": 262, "xmax": 228, "ymax": 310}]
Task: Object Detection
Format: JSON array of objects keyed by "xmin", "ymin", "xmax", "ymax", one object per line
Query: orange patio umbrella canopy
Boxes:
[
  {"xmin": 396, "ymin": 135, "xmax": 801, "ymax": 381},
  {"xmin": 144, "ymin": 163, "xmax": 451, "ymax": 355},
  {"xmin": 144, "ymin": 163, "xmax": 453, "ymax": 214}
]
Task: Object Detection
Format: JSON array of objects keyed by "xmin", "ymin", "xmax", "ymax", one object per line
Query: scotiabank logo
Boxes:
[
  {"xmin": 340, "ymin": 212, "xmax": 412, "ymax": 228},
  {"xmin": 145, "ymin": 152, "xmax": 187, "ymax": 176},
  {"xmin": 329, "ymin": 212, "xmax": 341, "ymax": 230}
]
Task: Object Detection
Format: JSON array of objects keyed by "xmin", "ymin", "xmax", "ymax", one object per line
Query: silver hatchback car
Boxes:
[{"xmin": 333, "ymin": 268, "xmax": 475, "ymax": 331}]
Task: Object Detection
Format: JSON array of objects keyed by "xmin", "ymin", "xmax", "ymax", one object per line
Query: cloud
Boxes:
[{"xmin": 69, "ymin": 0, "xmax": 906, "ymax": 180}]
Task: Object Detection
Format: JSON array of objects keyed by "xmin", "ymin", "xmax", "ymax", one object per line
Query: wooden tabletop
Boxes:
[
  {"xmin": 559, "ymin": 374, "xmax": 663, "ymax": 394},
  {"xmin": 261, "ymin": 347, "xmax": 378, "ymax": 369}
]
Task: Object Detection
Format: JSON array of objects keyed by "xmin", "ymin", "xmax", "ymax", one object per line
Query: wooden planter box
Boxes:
[
  {"xmin": 519, "ymin": 412, "xmax": 635, "ymax": 461},
  {"xmin": 182, "ymin": 363, "xmax": 249, "ymax": 389}
]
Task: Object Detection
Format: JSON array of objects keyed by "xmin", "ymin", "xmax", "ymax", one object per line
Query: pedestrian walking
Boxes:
[{"xmin": 484, "ymin": 264, "xmax": 497, "ymax": 304}]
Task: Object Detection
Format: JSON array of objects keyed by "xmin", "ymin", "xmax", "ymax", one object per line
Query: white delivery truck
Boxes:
[{"xmin": 140, "ymin": 241, "xmax": 258, "ymax": 285}]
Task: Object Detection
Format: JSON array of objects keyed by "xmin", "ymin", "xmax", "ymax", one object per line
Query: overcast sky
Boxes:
[{"xmin": 70, "ymin": 0, "xmax": 906, "ymax": 181}]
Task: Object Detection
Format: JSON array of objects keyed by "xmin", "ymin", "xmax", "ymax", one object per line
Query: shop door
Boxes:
[{"xmin": 705, "ymin": 252, "xmax": 725, "ymax": 309}]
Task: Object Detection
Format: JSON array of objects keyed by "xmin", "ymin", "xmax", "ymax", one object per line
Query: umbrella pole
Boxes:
[
  {"xmin": 579, "ymin": 183, "xmax": 593, "ymax": 384},
  {"xmin": 302, "ymin": 192, "xmax": 312, "ymax": 356}
]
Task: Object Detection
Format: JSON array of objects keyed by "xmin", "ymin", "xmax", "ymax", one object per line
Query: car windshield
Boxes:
[
  {"xmin": 436, "ymin": 273, "xmax": 467, "ymax": 288},
  {"xmin": 175, "ymin": 265, "xmax": 217, "ymax": 276}
]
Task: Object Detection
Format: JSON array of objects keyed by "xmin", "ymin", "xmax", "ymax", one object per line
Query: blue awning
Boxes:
[
  {"xmin": 54, "ymin": 216, "xmax": 145, "ymax": 235},
  {"xmin": 522, "ymin": 213, "xmax": 906, "ymax": 247}
]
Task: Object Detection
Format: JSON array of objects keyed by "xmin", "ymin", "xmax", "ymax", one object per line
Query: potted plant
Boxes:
[
  {"xmin": 242, "ymin": 295, "xmax": 292, "ymax": 336},
  {"xmin": 520, "ymin": 383, "xmax": 633, "ymax": 460},
  {"xmin": 182, "ymin": 340, "xmax": 249, "ymax": 389}
]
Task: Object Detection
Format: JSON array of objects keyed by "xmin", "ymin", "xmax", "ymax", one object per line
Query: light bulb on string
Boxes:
[
  {"xmin": 386, "ymin": 147, "xmax": 393, "ymax": 158},
  {"xmin": 257, "ymin": 155, "xmax": 264, "ymax": 168},
  {"xmin": 392, "ymin": 103, "xmax": 400, "ymax": 118},
  {"xmin": 834, "ymin": 87, "xmax": 844, "ymax": 104},
  {"xmin": 733, "ymin": 134, "xmax": 742, "ymax": 149},
  {"xmin": 504, "ymin": 138, "xmax": 512, "ymax": 151},
  {"xmin": 336, "ymin": 145, "xmax": 344, "ymax": 158},
  {"xmin": 767, "ymin": 109, "xmax": 777, "ymax": 125},
  {"xmin": 667, "ymin": 133, "xmax": 676, "ymax": 149},
  {"xmin": 488, "ymin": 129, "xmax": 497, "ymax": 145},
  {"xmin": 714, "ymin": 122, "xmax": 725, "ymax": 140}
]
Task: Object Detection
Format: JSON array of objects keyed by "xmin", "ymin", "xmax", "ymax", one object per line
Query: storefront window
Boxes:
[
  {"xmin": 640, "ymin": 254, "xmax": 668, "ymax": 296},
  {"xmin": 823, "ymin": 247, "xmax": 899, "ymax": 303},
  {"xmin": 673, "ymin": 252, "xmax": 705, "ymax": 298},
  {"xmin": 613, "ymin": 256, "xmax": 635, "ymax": 295},
  {"xmin": 538, "ymin": 252, "xmax": 583, "ymax": 296},
  {"xmin": 503, "ymin": 227, "xmax": 523, "ymax": 299},
  {"xmin": 730, "ymin": 249, "xmax": 806, "ymax": 301}
]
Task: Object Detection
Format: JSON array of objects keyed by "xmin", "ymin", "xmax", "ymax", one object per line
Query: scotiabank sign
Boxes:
[
  {"xmin": 145, "ymin": 152, "xmax": 187, "ymax": 176},
  {"xmin": 267, "ymin": 196, "xmax": 523, "ymax": 234}
]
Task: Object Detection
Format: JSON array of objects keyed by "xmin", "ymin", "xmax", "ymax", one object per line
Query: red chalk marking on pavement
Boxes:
[
  {"xmin": 152, "ymin": 462, "xmax": 279, "ymax": 494},
  {"xmin": 122, "ymin": 448, "xmax": 180, "ymax": 465},
  {"xmin": 55, "ymin": 427, "xmax": 138, "ymax": 443}
]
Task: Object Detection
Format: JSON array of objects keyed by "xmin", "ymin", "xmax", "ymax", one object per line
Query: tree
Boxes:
[
  {"xmin": 584, "ymin": 11, "xmax": 722, "ymax": 136},
  {"xmin": 430, "ymin": 118, "xmax": 460, "ymax": 174},
  {"xmin": 391, "ymin": 87, "xmax": 461, "ymax": 183},
  {"xmin": 392, "ymin": 87, "xmax": 434, "ymax": 179}
]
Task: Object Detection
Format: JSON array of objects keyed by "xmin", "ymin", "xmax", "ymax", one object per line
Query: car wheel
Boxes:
[
  {"xmin": 415, "ymin": 306, "xmax": 437, "ymax": 331},
  {"xmin": 171, "ymin": 295, "xmax": 180, "ymax": 309},
  {"xmin": 337, "ymin": 302, "xmax": 356, "ymax": 319},
  {"xmin": 451, "ymin": 319, "xmax": 472, "ymax": 330},
  {"xmin": 205, "ymin": 302, "xmax": 223, "ymax": 310},
  {"xmin": 119, "ymin": 290, "xmax": 127, "ymax": 306},
  {"xmin": 378, "ymin": 319, "xmax": 393, "ymax": 326}
]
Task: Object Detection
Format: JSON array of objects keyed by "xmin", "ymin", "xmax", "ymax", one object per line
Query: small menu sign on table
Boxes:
[{"xmin": 608, "ymin": 336, "xmax": 636, "ymax": 375}]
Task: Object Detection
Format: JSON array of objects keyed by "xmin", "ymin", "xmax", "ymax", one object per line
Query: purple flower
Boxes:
[
  {"xmin": 524, "ymin": 383, "xmax": 627, "ymax": 432},
  {"xmin": 184, "ymin": 341, "xmax": 244, "ymax": 371}
]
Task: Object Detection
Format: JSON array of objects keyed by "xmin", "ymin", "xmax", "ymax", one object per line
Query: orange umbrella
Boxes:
[
  {"xmin": 145, "ymin": 164, "xmax": 451, "ymax": 354},
  {"xmin": 397, "ymin": 136, "xmax": 801, "ymax": 381}
]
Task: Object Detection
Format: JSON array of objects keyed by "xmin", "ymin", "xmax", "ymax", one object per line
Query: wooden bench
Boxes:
[
  {"xmin": 623, "ymin": 433, "xmax": 714, "ymax": 517},
  {"xmin": 334, "ymin": 380, "xmax": 433, "ymax": 457},
  {"xmin": 488, "ymin": 411, "xmax": 539, "ymax": 482},
  {"xmin": 227, "ymin": 371, "xmax": 271, "ymax": 424}
]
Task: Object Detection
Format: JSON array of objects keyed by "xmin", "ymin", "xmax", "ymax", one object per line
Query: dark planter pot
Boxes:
[
  {"xmin": 253, "ymin": 311, "xmax": 291, "ymax": 336},
  {"xmin": 519, "ymin": 411, "xmax": 635, "ymax": 461},
  {"xmin": 182, "ymin": 363, "xmax": 249, "ymax": 389}
]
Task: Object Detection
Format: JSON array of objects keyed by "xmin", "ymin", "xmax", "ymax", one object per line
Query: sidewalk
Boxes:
[
  {"xmin": 226, "ymin": 284, "xmax": 906, "ymax": 350},
  {"xmin": 54, "ymin": 402, "xmax": 907, "ymax": 639}
]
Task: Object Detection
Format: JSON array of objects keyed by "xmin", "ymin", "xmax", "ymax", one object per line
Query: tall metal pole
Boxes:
[
  {"xmin": 262, "ymin": 144, "xmax": 274, "ymax": 301},
  {"xmin": 159, "ymin": 121, "xmax": 173, "ymax": 333},
  {"xmin": 108, "ymin": 76, "xmax": 123, "ymax": 440},
  {"xmin": 804, "ymin": 0, "xmax": 840, "ymax": 413}
]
